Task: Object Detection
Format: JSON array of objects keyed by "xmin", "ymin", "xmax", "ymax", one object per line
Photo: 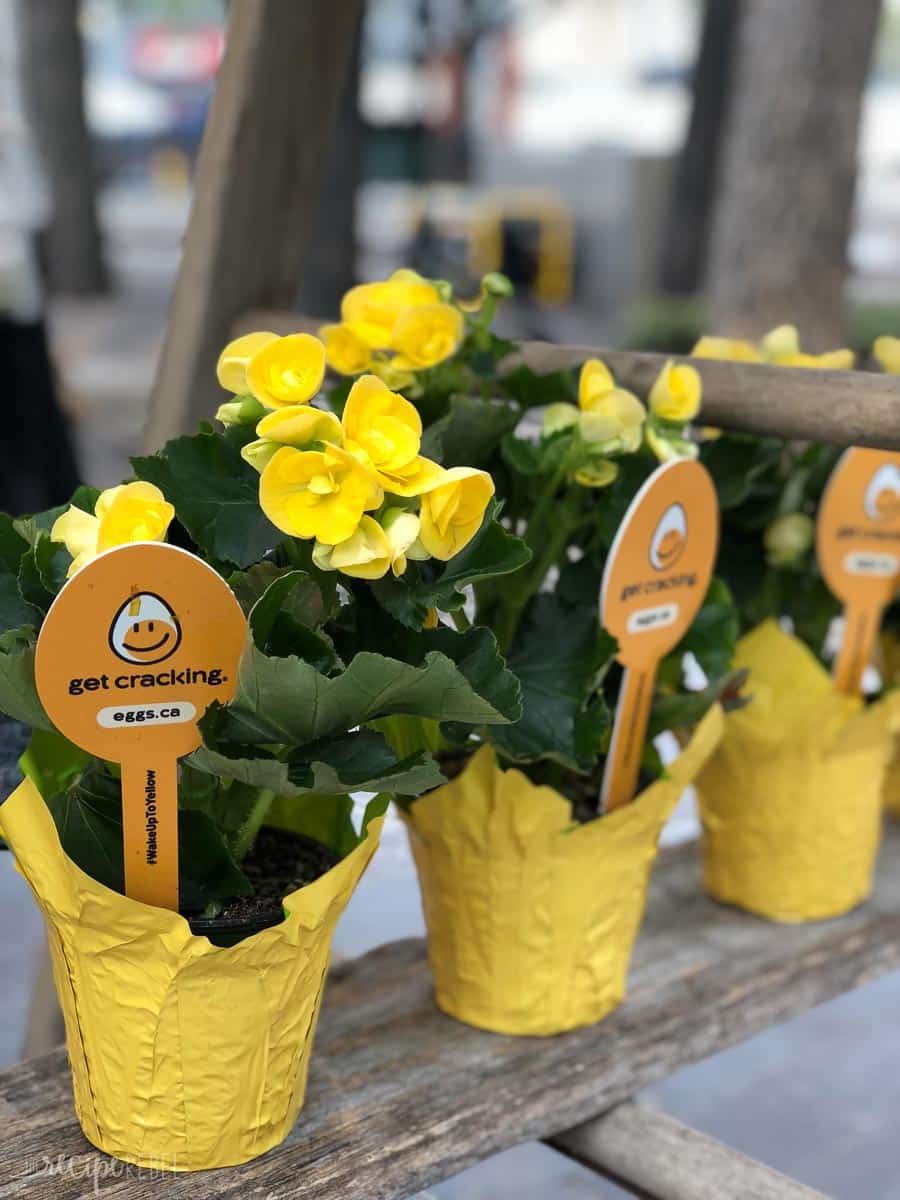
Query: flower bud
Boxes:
[
  {"xmin": 482, "ymin": 272, "xmax": 514, "ymax": 298},
  {"xmin": 764, "ymin": 513, "xmax": 814, "ymax": 568},
  {"xmin": 240, "ymin": 438, "xmax": 281, "ymax": 474},
  {"xmin": 215, "ymin": 396, "xmax": 267, "ymax": 427}
]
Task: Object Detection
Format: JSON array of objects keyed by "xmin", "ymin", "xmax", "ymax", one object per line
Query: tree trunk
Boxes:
[
  {"xmin": 658, "ymin": 0, "xmax": 742, "ymax": 295},
  {"xmin": 146, "ymin": 0, "xmax": 363, "ymax": 445},
  {"xmin": 706, "ymin": 0, "xmax": 881, "ymax": 346},
  {"xmin": 19, "ymin": 0, "xmax": 108, "ymax": 297},
  {"xmin": 295, "ymin": 11, "xmax": 363, "ymax": 320}
]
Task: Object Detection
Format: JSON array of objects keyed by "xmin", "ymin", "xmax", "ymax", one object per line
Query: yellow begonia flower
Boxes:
[
  {"xmin": 761, "ymin": 324, "xmax": 854, "ymax": 370},
  {"xmin": 691, "ymin": 336, "xmax": 762, "ymax": 363},
  {"xmin": 341, "ymin": 271, "xmax": 440, "ymax": 350},
  {"xmin": 245, "ymin": 333, "xmax": 327, "ymax": 410},
  {"xmin": 52, "ymin": 482, "xmax": 175, "ymax": 577},
  {"xmin": 312, "ymin": 516, "xmax": 392, "ymax": 580},
  {"xmin": 243, "ymin": 405, "xmax": 343, "ymax": 473},
  {"xmin": 874, "ymin": 335, "xmax": 900, "ymax": 374},
  {"xmin": 576, "ymin": 358, "xmax": 647, "ymax": 450},
  {"xmin": 423, "ymin": 607, "xmax": 439, "ymax": 629},
  {"xmin": 216, "ymin": 331, "xmax": 278, "ymax": 395},
  {"xmin": 760, "ymin": 324, "xmax": 801, "ymax": 361},
  {"xmin": 764, "ymin": 512, "xmax": 814, "ymax": 567},
  {"xmin": 578, "ymin": 358, "xmax": 615, "ymax": 409},
  {"xmin": 578, "ymin": 389, "xmax": 646, "ymax": 449},
  {"xmin": 649, "ymin": 360, "xmax": 702, "ymax": 424},
  {"xmin": 382, "ymin": 508, "xmax": 425, "ymax": 576},
  {"xmin": 256, "ymin": 405, "xmax": 342, "ymax": 448},
  {"xmin": 391, "ymin": 303, "xmax": 464, "ymax": 370},
  {"xmin": 341, "ymin": 374, "xmax": 443, "ymax": 497},
  {"xmin": 419, "ymin": 467, "xmax": 494, "ymax": 561},
  {"xmin": 574, "ymin": 460, "xmax": 618, "ymax": 488},
  {"xmin": 542, "ymin": 402, "xmax": 579, "ymax": 437},
  {"xmin": 259, "ymin": 443, "xmax": 382, "ymax": 545},
  {"xmin": 319, "ymin": 323, "xmax": 373, "ymax": 376}
]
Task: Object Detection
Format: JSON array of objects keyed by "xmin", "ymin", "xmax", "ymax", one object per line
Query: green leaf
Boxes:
[
  {"xmin": 46, "ymin": 761, "xmax": 251, "ymax": 911},
  {"xmin": 20, "ymin": 728, "xmax": 91, "ymax": 797},
  {"xmin": 669, "ymin": 577, "xmax": 740, "ymax": 682},
  {"xmin": 209, "ymin": 623, "xmax": 520, "ymax": 746},
  {"xmin": 247, "ymin": 570, "xmax": 339, "ymax": 670},
  {"xmin": 132, "ymin": 430, "xmax": 279, "ymax": 567},
  {"xmin": 0, "ymin": 514, "xmax": 41, "ymax": 632},
  {"xmin": 420, "ymin": 394, "xmax": 520, "ymax": 467},
  {"xmin": 649, "ymin": 667, "xmax": 749, "ymax": 738},
  {"xmin": 190, "ymin": 725, "xmax": 444, "ymax": 797},
  {"xmin": 700, "ymin": 434, "xmax": 784, "ymax": 511},
  {"xmin": 500, "ymin": 364, "xmax": 578, "ymax": 409},
  {"xmin": 484, "ymin": 591, "xmax": 615, "ymax": 769},
  {"xmin": 371, "ymin": 503, "xmax": 531, "ymax": 628},
  {"xmin": 0, "ymin": 627, "xmax": 52, "ymax": 730},
  {"xmin": 265, "ymin": 791, "xmax": 390, "ymax": 857},
  {"xmin": 17, "ymin": 531, "xmax": 72, "ymax": 614}
]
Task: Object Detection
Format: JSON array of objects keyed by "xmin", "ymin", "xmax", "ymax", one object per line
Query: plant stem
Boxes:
[{"xmin": 231, "ymin": 787, "xmax": 275, "ymax": 863}]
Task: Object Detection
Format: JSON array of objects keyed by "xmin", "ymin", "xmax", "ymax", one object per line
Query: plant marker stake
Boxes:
[
  {"xmin": 600, "ymin": 459, "xmax": 719, "ymax": 813},
  {"xmin": 35, "ymin": 542, "xmax": 246, "ymax": 910},
  {"xmin": 817, "ymin": 448, "xmax": 900, "ymax": 698}
]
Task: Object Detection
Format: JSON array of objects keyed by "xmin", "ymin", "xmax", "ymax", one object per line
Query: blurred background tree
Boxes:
[
  {"xmin": 20, "ymin": 0, "xmax": 109, "ymax": 296},
  {"xmin": 707, "ymin": 0, "xmax": 883, "ymax": 345}
]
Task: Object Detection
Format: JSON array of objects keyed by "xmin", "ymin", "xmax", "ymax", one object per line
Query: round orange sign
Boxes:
[
  {"xmin": 817, "ymin": 447, "xmax": 900, "ymax": 695},
  {"xmin": 600, "ymin": 459, "xmax": 719, "ymax": 812},
  {"xmin": 35, "ymin": 542, "xmax": 247, "ymax": 909}
]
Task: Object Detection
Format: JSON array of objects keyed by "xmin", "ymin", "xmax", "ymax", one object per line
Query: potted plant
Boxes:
[
  {"xmin": 688, "ymin": 326, "xmax": 900, "ymax": 920},
  {"xmin": 0, "ymin": 329, "xmax": 526, "ymax": 1169},
  {"xmin": 309, "ymin": 270, "xmax": 736, "ymax": 1035}
]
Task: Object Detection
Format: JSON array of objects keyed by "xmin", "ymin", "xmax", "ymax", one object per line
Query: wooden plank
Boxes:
[
  {"xmin": 515, "ymin": 343, "xmax": 900, "ymax": 451},
  {"xmin": 548, "ymin": 1102, "xmax": 827, "ymax": 1200},
  {"xmin": 231, "ymin": 311, "xmax": 900, "ymax": 451},
  {"xmin": 143, "ymin": 0, "xmax": 362, "ymax": 448},
  {"xmin": 4, "ymin": 826, "xmax": 900, "ymax": 1197}
]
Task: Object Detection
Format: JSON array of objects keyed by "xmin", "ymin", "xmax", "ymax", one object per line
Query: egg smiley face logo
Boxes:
[
  {"xmin": 649, "ymin": 502, "xmax": 687, "ymax": 571},
  {"xmin": 109, "ymin": 592, "xmax": 182, "ymax": 665},
  {"xmin": 864, "ymin": 463, "xmax": 900, "ymax": 522}
]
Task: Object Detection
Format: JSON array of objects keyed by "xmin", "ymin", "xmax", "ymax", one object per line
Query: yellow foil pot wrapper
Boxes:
[
  {"xmin": 883, "ymin": 739, "xmax": 900, "ymax": 819},
  {"xmin": 402, "ymin": 706, "xmax": 723, "ymax": 1036},
  {"xmin": 0, "ymin": 777, "xmax": 383, "ymax": 1172},
  {"xmin": 696, "ymin": 621, "xmax": 900, "ymax": 923}
]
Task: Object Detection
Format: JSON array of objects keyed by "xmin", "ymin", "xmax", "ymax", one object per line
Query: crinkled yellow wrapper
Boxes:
[
  {"xmin": 884, "ymin": 746, "xmax": 900, "ymax": 818},
  {"xmin": 402, "ymin": 706, "xmax": 723, "ymax": 1037},
  {"xmin": 0, "ymin": 777, "xmax": 383, "ymax": 1172},
  {"xmin": 697, "ymin": 620, "xmax": 900, "ymax": 923}
]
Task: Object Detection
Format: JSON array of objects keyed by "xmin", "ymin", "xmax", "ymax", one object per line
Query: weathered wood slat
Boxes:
[
  {"xmin": 144, "ymin": 0, "xmax": 362, "ymax": 447},
  {"xmin": 4, "ymin": 826, "xmax": 900, "ymax": 1198},
  {"xmin": 548, "ymin": 1102, "xmax": 827, "ymax": 1200},
  {"xmin": 232, "ymin": 310, "xmax": 900, "ymax": 451}
]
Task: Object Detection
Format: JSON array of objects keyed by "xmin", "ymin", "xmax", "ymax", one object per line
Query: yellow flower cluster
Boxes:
[
  {"xmin": 541, "ymin": 356, "xmax": 702, "ymax": 484},
  {"xmin": 692, "ymin": 324, "xmax": 855, "ymax": 370},
  {"xmin": 319, "ymin": 270, "xmax": 464, "ymax": 378},
  {"xmin": 217, "ymin": 333, "xmax": 494, "ymax": 579},
  {"xmin": 52, "ymin": 482, "xmax": 174, "ymax": 576},
  {"xmin": 874, "ymin": 335, "xmax": 900, "ymax": 374}
]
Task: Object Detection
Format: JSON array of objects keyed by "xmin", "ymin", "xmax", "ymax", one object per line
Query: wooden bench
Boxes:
[{"xmin": 5, "ymin": 826, "xmax": 900, "ymax": 1197}]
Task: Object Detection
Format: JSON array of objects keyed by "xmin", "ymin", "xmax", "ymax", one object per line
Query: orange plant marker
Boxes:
[
  {"xmin": 600, "ymin": 459, "xmax": 719, "ymax": 813},
  {"xmin": 817, "ymin": 448, "xmax": 900, "ymax": 697},
  {"xmin": 35, "ymin": 542, "xmax": 246, "ymax": 910}
]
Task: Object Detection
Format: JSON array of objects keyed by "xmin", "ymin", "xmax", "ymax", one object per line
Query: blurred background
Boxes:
[{"xmin": 2, "ymin": 2, "xmax": 900, "ymax": 1196}]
